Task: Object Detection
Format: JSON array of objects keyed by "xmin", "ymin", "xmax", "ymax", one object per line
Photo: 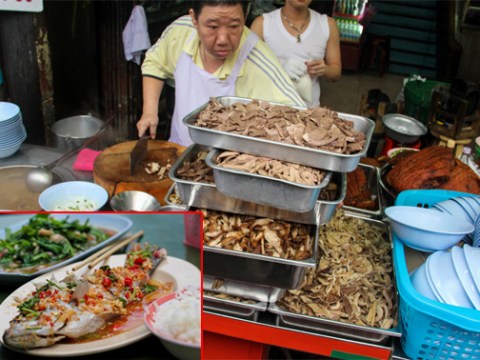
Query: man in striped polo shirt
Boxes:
[{"xmin": 137, "ymin": 0, "xmax": 305, "ymax": 146}]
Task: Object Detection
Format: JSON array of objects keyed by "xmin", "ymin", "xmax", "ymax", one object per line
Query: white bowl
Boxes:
[
  {"xmin": 39, "ymin": 181, "xmax": 108, "ymax": 211},
  {"xmin": 474, "ymin": 215, "xmax": 480, "ymax": 247},
  {"xmin": 453, "ymin": 198, "xmax": 477, "ymax": 223},
  {"xmin": 0, "ymin": 141, "xmax": 23, "ymax": 159},
  {"xmin": 385, "ymin": 206, "xmax": 474, "ymax": 252},
  {"xmin": 434, "ymin": 199, "xmax": 474, "ymax": 224},
  {"xmin": 463, "ymin": 244, "xmax": 480, "ymax": 293},
  {"xmin": 426, "ymin": 250, "xmax": 473, "ymax": 308},
  {"xmin": 410, "ymin": 264, "xmax": 439, "ymax": 301},
  {"xmin": 451, "ymin": 246, "xmax": 480, "ymax": 309},
  {"xmin": 424, "ymin": 255, "xmax": 445, "ymax": 302},
  {"xmin": 144, "ymin": 290, "xmax": 200, "ymax": 360},
  {"xmin": 0, "ymin": 102, "xmax": 20, "ymax": 122}
]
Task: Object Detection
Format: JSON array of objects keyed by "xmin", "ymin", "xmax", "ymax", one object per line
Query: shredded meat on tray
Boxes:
[
  {"xmin": 215, "ymin": 151, "xmax": 328, "ymax": 185},
  {"xmin": 202, "ymin": 209, "xmax": 314, "ymax": 260},
  {"xmin": 194, "ymin": 98, "xmax": 366, "ymax": 154},
  {"xmin": 175, "ymin": 150, "xmax": 214, "ymax": 183},
  {"xmin": 277, "ymin": 210, "xmax": 397, "ymax": 329}
]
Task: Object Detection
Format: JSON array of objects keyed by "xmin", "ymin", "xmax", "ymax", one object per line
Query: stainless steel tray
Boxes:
[
  {"xmin": 378, "ymin": 163, "xmax": 397, "ymax": 207},
  {"xmin": 206, "ymin": 148, "xmax": 332, "ymax": 213},
  {"xmin": 268, "ymin": 215, "xmax": 401, "ymax": 344},
  {"xmin": 269, "ymin": 303, "xmax": 401, "ymax": 345},
  {"xmin": 203, "ymin": 293, "xmax": 267, "ymax": 321},
  {"xmin": 204, "ymin": 275, "xmax": 286, "ymax": 303},
  {"xmin": 169, "ymin": 144, "xmax": 346, "ymax": 224},
  {"xmin": 183, "ymin": 96, "xmax": 375, "ymax": 172},
  {"xmin": 204, "ymin": 222, "xmax": 318, "ymax": 289},
  {"xmin": 164, "ymin": 183, "xmax": 182, "ymax": 206},
  {"xmin": 343, "ymin": 163, "xmax": 383, "ymax": 219}
]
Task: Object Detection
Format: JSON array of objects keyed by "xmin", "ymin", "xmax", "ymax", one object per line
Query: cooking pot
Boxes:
[
  {"xmin": 382, "ymin": 113, "xmax": 427, "ymax": 144},
  {"xmin": 51, "ymin": 115, "xmax": 104, "ymax": 152}
]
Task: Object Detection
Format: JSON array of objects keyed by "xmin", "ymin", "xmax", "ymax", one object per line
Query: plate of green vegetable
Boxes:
[{"xmin": 0, "ymin": 213, "xmax": 133, "ymax": 284}]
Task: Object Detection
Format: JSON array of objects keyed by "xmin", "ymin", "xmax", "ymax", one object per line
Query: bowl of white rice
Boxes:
[{"xmin": 144, "ymin": 287, "xmax": 200, "ymax": 360}]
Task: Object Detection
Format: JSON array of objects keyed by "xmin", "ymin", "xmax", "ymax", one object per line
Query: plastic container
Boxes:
[
  {"xmin": 393, "ymin": 189, "xmax": 480, "ymax": 360},
  {"xmin": 183, "ymin": 213, "xmax": 201, "ymax": 249},
  {"xmin": 404, "ymin": 80, "xmax": 448, "ymax": 124}
]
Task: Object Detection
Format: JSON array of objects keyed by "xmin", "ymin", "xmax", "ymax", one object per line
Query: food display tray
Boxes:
[
  {"xmin": 183, "ymin": 96, "xmax": 375, "ymax": 172},
  {"xmin": 268, "ymin": 303, "xmax": 400, "ymax": 345},
  {"xmin": 206, "ymin": 148, "xmax": 332, "ymax": 213},
  {"xmin": 203, "ymin": 293, "xmax": 268, "ymax": 322},
  {"xmin": 169, "ymin": 145, "xmax": 346, "ymax": 225},
  {"xmin": 343, "ymin": 163, "xmax": 383, "ymax": 219},
  {"xmin": 203, "ymin": 223, "xmax": 318, "ymax": 290},
  {"xmin": 204, "ymin": 275, "xmax": 286, "ymax": 303},
  {"xmin": 267, "ymin": 215, "xmax": 401, "ymax": 345}
]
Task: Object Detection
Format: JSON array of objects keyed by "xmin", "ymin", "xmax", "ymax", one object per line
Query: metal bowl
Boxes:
[
  {"xmin": 110, "ymin": 190, "xmax": 161, "ymax": 212},
  {"xmin": 382, "ymin": 113, "xmax": 427, "ymax": 144}
]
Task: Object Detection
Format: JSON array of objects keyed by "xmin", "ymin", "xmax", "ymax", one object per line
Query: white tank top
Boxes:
[{"xmin": 263, "ymin": 9, "xmax": 330, "ymax": 106}]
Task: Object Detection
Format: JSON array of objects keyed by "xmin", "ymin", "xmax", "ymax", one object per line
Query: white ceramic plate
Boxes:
[
  {"xmin": 0, "ymin": 254, "xmax": 200, "ymax": 357},
  {"xmin": 0, "ymin": 214, "xmax": 133, "ymax": 285}
]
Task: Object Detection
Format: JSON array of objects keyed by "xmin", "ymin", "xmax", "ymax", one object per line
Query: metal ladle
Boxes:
[{"xmin": 26, "ymin": 117, "xmax": 113, "ymax": 193}]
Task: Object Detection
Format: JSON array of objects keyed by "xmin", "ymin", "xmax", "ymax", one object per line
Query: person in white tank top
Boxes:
[{"xmin": 251, "ymin": 0, "xmax": 341, "ymax": 107}]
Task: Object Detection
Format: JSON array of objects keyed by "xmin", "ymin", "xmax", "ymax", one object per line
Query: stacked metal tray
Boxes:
[
  {"xmin": 343, "ymin": 163, "xmax": 383, "ymax": 219},
  {"xmin": 204, "ymin": 275, "xmax": 285, "ymax": 303},
  {"xmin": 203, "ymin": 219, "xmax": 318, "ymax": 289},
  {"xmin": 203, "ymin": 293, "xmax": 267, "ymax": 321},
  {"xmin": 183, "ymin": 96, "xmax": 375, "ymax": 172},
  {"xmin": 267, "ymin": 214, "xmax": 401, "ymax": 345},
  {"xmin": 168, "ymin": 144, "xmax": 346, "ymax": 225},
  {"xmin": 205, "ymin": 148, "xmax": 332, "ymax": 213}
]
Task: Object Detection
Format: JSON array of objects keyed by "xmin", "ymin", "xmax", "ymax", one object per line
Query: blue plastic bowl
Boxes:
[
  {"xmin": 385, "ymin": 206, "xmax": 474, "ymax": 252},
  {"xmin": 39, "ymin": 181, "xmax": 108, "ymax": 211}
]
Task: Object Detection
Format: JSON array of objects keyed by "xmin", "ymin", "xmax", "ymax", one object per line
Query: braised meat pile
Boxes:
[
  {"xmin": 175, "ymin": 150, "xmax": 214, "ymax": 184},
  {"xmin": 385, "ymin": 146, "xmax": 480, "ymax": 195},
  {"xmin": 195, "ymin": 98, "xmax": 366, "ymax": 154},
  {"xmin": 438, "ymin": 159, "xmax": 480, "ymax": 194},
  {"xmin": 345, "ymin": 166, "xmax": 378, "ymax": 210},
  {"xmin": 215, "ymin": 151, "xmax": 328, "ymax": 186}
]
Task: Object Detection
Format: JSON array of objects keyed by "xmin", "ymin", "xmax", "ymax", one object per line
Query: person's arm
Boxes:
[
  {"xmin": 250, "ymin": 15, "xmax": 265, "ymax": 40},
  {"xmin": 137, "ymin": 76, "xmax": 165, "ymax": 139},
  {"xmin": 306, "ymin": 17, "xmax": 341, "ymax": 82}
]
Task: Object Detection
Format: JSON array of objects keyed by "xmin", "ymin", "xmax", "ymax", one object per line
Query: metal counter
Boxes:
[{"xmin": 0, "ymin": 143, "xmax": 92, "ymax": 182}]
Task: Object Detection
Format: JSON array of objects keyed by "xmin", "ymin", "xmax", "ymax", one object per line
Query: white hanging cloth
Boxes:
[{"xmin": 122, "ymin": 5, "xmax": 151, "ymax": 65}]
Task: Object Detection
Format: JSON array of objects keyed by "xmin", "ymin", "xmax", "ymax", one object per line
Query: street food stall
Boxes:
[{"xmin": 0, "ymin": 95, "xmax": 479, "ymax": 359}]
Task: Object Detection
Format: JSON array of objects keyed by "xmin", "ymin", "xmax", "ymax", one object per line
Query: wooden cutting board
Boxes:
[{"xmin": 93, "ymin": 140, "xmax": 186, "ymax": 205}]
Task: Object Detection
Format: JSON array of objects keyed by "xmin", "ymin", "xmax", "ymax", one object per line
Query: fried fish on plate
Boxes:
[{"xmin": 3, "ymin": 244, "xmax": 169, "ymax": 350}]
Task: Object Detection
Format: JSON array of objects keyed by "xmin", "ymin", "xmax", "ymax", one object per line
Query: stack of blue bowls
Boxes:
[{"xmin": 0, "ymin": 102, "xmax": 27, "ymax": 158}]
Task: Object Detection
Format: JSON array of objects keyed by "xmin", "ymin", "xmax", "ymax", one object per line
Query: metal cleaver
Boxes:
[{"xmin": 130, "ymin": 135, "xmax": 149, "ymax": 175}]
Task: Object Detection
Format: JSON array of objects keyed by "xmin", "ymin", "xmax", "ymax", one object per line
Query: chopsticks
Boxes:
[{"xmin": 71, "ymin": 230, "xmax": 144, "ymax": 272}]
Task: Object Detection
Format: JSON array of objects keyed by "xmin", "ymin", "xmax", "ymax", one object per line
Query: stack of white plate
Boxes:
[
  {"xmin": 0, "ymin": 102, "xmax": 27, "ymax": 158},
  {"xmin": 410, "ymin": 244, "xmax": 480, "ymax": 310}
]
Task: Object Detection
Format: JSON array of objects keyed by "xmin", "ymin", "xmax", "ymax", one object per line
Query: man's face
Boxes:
[{"xmin": 190, "ymin": 4, "xmax": 244, "ymax": 61}]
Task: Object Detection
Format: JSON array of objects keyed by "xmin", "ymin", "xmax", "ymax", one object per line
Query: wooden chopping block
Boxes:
[{"xmin": 93, "ymin": 140, "xmax": 186, "ymax": 205}]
